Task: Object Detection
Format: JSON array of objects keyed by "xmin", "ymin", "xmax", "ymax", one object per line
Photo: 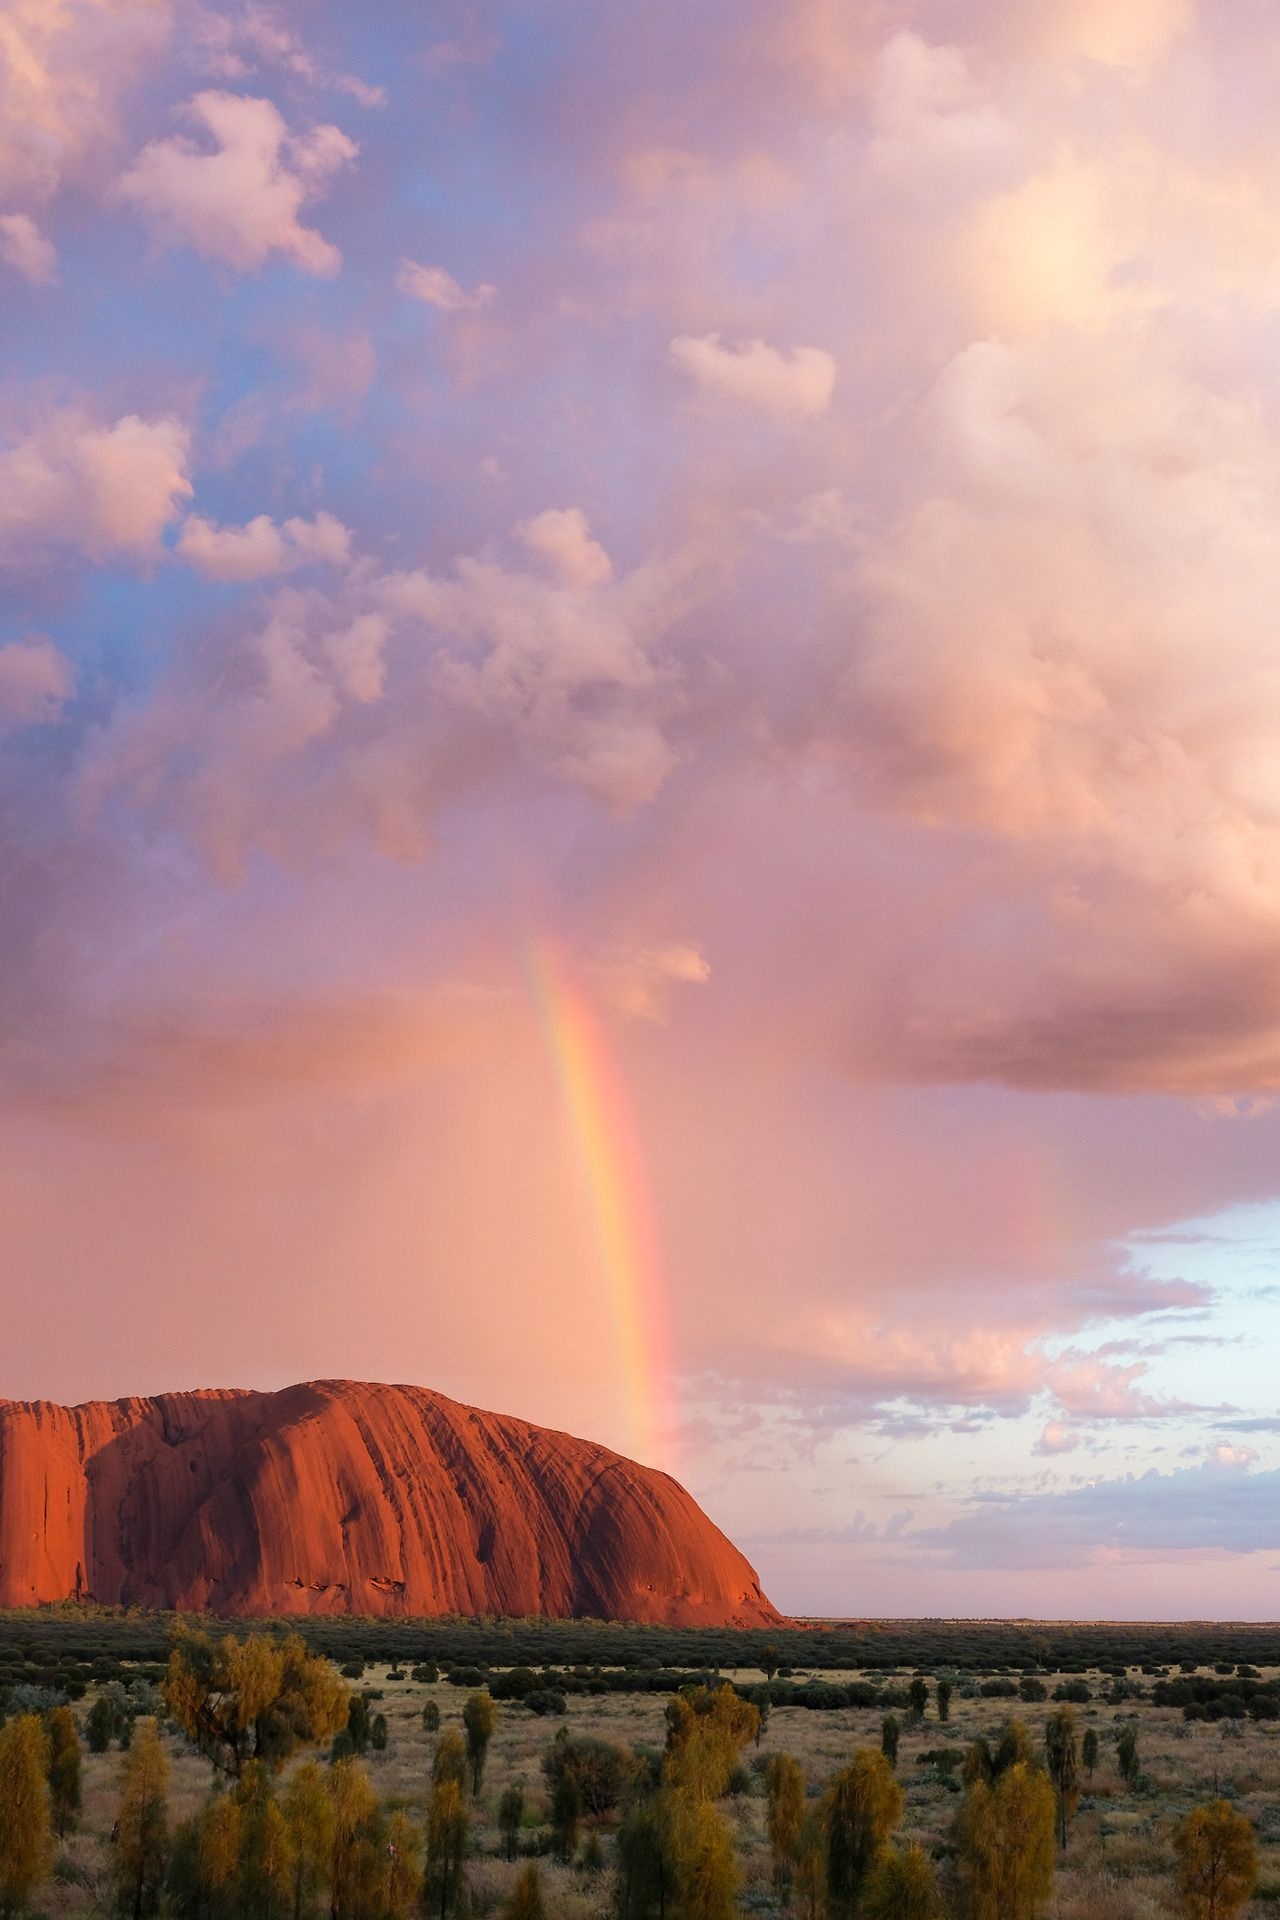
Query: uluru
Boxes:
[{"xmin": 0, "ymin": 1379, "xmax": 778, "ymax": 1627}]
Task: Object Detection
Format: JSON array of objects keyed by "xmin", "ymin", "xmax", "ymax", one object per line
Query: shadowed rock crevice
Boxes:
[{"xmin": 0, "ymin": 1379, "xmax": 779, "ymax": 1626}]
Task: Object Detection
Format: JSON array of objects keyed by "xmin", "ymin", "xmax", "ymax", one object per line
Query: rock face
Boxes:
[{"xmin": 0, "ymin": 1379, "xmax": 779, "ymax": 1626}]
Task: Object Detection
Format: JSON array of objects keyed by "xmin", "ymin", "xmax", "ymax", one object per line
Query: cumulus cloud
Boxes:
[
  {"xmin": 0, "ymin": 406, "xmax": 191, "ymax": 562},
  {"xmin": 670, "ymin": 333, "xmax": 836, "ymax": 418},
  {"xmin": 0, "ymin": 213, "xmax": 56, "ymax": 284},
  {"xmin": 0, "ymin": 636, "xmax": 74, "ymax": 725},
  {"xmin": 83, "ymin": 530, "xmax": 703, "ymax": 873},
  {"xmin": 396, "ymin": 258, "xmax": 495, "ymax": 312},
  {"xmin": 115, "ymin": 91, "xmax": 356, "ymax": 274},
  {"xmin": 516, "ymin": 508, "xmax": 613, "ymax": 587},
  {"xmin": 176, "ymin": 509, "xmax": 351, "ymax": 581}
]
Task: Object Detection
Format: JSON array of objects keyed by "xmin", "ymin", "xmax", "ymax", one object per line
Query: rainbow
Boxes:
[{"xmin": 524, "ymin": 939, "xmax": 668, "ymax": 1467}]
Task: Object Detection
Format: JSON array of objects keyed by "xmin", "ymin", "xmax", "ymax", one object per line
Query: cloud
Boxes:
[
  {"xmin": 1035, "ymin": 1420, "xmax": 1079, "ymax": 1456},
  {"xmin": 0, "ymin": 637, "xmax": 74, "ymax": 725},
  {"xmin": 83, "ymin": 530, "xmax": 706, "ymax": 874},
  {"xmin": 176, "ymin": 509, "xmax": 351, "ymax": 581},
  {"xmin": 0, "ymin": 213, "xmax": 56, "ymax": 284},
  {"xmin": 0, "ymin": 0, "xmax": 172, "ymax": 204},
  {"xmin": 0, "ymin": 406, "xmax": 191, "ymax": 563},
  {"xmin": 115, "ymin": 91, "xmax": 356, "ymax": 274},
  {"xmin": 516, "ymin": 508, "xmax": 613, "ymax": 588},
  {"xmin": 396, "ymin": 259, "xmax": 495, "ymax": 312},
  {"xmin": 926, "ymin": 1461, "xmax": 1280, "ymax": 1568},
  {"xmin": 193, "ymin": 4, "xmax": 385, "ymax": 105},
  {"xmin": 670, "ymin": 333, "xmax": 836, "ymax": 418},
  {"xmin": 591, "ymin": 943, "xmax": 711, "ymax": 1022}
]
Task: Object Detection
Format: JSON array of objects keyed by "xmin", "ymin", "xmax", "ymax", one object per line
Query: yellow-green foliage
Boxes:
[
  {"xmin": 825, "ymin": 1747, "xmax": 903, "ymax": 1920},
  {"xmin": 111, "ymin": 1718, "xmax": 170, "ymax": 1920},
  {"xmin": 765, "ymin": 1751, "xmax": 807, "ymax": 1892},
  {"xmin": 505, "ymin": 1861, "xmax": 546, "ymax": 1920},
  {"xmin": 165, "ymin": 1628, "xmax": 348, "ymax": 1776},
  {"xmin": 861, "ymin": 1842, "xmax": 942, "ymax": 1920},
  {"xmin": 664, "ymin": 1684, "xmax": 759, "ymax": 1803},
  {"xmin": 424, "ymin": 1773, "xmax": 469, "ymax": 1920},
  {"xmin": 955, "ymin": 1759, "xmax": 1056, "ymax": 1920},
  {"xmin": 463, "ymin": 1691, "xmax": 499, "ymax": 1795},
  {"xmin": 46, "ymin": 1705, "xmax": 81, "ymax": 1837},
  {"xmin": 1173, "ymin": 1800, "xmax": 1259, "ymax": 1920},
  {"xmin": 0, "ymin": 1714, "xmax": 53, "ymax": 1920},
  {"xmin": 281, "ymin": 1762, "xmax": 335, "ymax": 1920}
]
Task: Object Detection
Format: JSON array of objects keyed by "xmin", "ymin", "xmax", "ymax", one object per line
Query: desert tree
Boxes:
[
  {"xmin": 422, "ymin": 1700, "xmax": 442, "ymax": 1736},
  {"xmin": 1081, "ymin": 1730, "xmax": 1098, "ymax": 1781},
  {"xmin": 1043, "ymin": 1707, "xmax": 1079, "ymax": 1849},
  {"xmin": 664, "ymin": 1684, "xmax": 759, "ymax": 1802},
  {"xmin": 424, "ymin": 1773, "xmax": 469, "ymax": 1920},
  {"xmin": 764, "ymin": 1752, "xmax": 807, "ymax": 1899},
  {"xmin": 670, "ymin": 1796, "xmax": 737, "ymax": 1920},
  {"xmin": 165, "ymin": 1629, "xmax": 347, "ymax": 1778},
  {"xmin": 329, "ymin": 1760, "xmax": 386, "ymax": 1920},
  {"xmin": 384, "ymin": 1810, "xmax": 423, "ymax": 1920},
  {"xmin": 463, "ymin": 1692, "xmax": 498, "ymax": 1795},
  {"xmin": 111, "ymin": 1718, "xmax": 170, "ymax": 1920},
  {"xmin": 433, "ymin": 1726, "xmax": 468, "ymax": 1790},
  {"xmin": 881, "ymin": 1715, "xmax": 900, "ymax": 1769},
  {"xmin": 907, "ymin": 1679, "xmax": 929, "ymax": 1720},
  {"xmin": 0, "ymin": 1715, "xmax": 53, "ymax": 1920},
  {"xmin": 954, "ymin": 1760, "xmax": 1055, "ymax": 1920},
  {"xmin": 46, "ymin": 1705, "xmax": 81, "ymax": 1836},
  {"xmin": 615, "ymin": 1797, "xmax": 669, "ymax": 1920},
  {"xmin": 792, "ymin": 1811, "xmax": 827, "ymax": 1920},
  {"xmin": 499, "ymin": 1784, "xmax": 525, "ymax": 1861},
  {"xmin": 506, "ymin": 1862, "xmax": 547, "ymax": 1920},
  {"xmin": 936, "ymin": 1681, "xmax": 953, "ymax": 1725},
  {"xmin": 241, "ymin": 1794, "xmax": 295, "ymax": 1920},
  {"xmin": 825, "ymin": 1748, "xmax": 903, "ymax": 1920},
  {"xmin": 861, "ymin": 1843, "xmax": 942, "ymax": 1920},
  {"xmin": 550, "ymin": 1772, "xmax": 582, "ymax": 1863},
  {"xmin": 1173, "ymin": 1800, "xmax": 1259, "ymax": 1920},
  {"xmin": 1116, "ymin": 1725, "xmax": 1140, "ymax": 1787},
  {"xmin": 281, "ymin": 1761, "xmax": 334, "ymax": 1920},
  {"xmin": 993, "ymin": 1720, "xmax": 1033, "ymax": 1779}
]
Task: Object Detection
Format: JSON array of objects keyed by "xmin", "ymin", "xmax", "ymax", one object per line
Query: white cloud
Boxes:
[
  {"xmin": 0, "ymin": 636, "xmax": 74, "ymax": 724},
  {"xmin": 115, "ymin": 91, "xmax": 356, "ymax": 275},
  {"xmin": 396, "ymin": 258, "xmax": 495, "ymax": 312},
  {"xmin": 176, "ymin": 509, "xmax": 351, "ymax": 581},
  {"xmin": 0, "ymin": 407, "xmax": 191, "ymax": 562},
  {"xmin": 0, "ymin": 213, "xmax": 56, "ymax": 284},
  {"xmin": 516, "ymin": 508, "xmax": 613, "ymax": 587},
  {"xmin": 670, "ymin": 332, "xmax": 836, "ymax": 418}
]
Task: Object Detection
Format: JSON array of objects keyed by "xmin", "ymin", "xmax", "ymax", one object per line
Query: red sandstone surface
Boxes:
[{"xmin": 0, "ymin": 1379, "xmax": 779, "ymax": 1626}]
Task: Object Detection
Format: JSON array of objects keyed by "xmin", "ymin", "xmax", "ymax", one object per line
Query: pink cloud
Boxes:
[
  {"xmin": 0, "ymin": 405, "xmax": 190, "ymax": 562},
  {"xmin": 670, "ymin": 332, "xmax": 836, "ymax": 417},
  {"xmin": 0, "ymin": 636, "xmax": 74, "ymax": 725},
  {"xmin": 516, "ymin": 508, "xmax": 613, "ymax": 588},
  {"xmin": 176, "ymin": 509, "xmax": 351, "ymax": 581},
  {"xmin": 0, "ymin": 0, "xmax": 172, "ymax": 204},
  {"xmin": 115, "ymin": 91, "xmax": 356, "ymax": 275},
  {"xmin": 396, "ymin": 259, "xmax": 495, "ymax": 313},
  {"xmin": 0, "ymin": 213, "xmax": 56, "ymax": 284}
]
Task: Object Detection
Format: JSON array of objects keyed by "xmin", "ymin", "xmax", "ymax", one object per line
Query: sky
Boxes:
[{"xmin": 1, "ymin": 0, "xmax": 1278, "ymax": 1621}]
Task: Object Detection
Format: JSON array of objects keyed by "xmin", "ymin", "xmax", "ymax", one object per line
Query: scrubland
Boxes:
[{"xmin": 33, "ymin": 1649, "xmax": 1280, "ymax": 1918}]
